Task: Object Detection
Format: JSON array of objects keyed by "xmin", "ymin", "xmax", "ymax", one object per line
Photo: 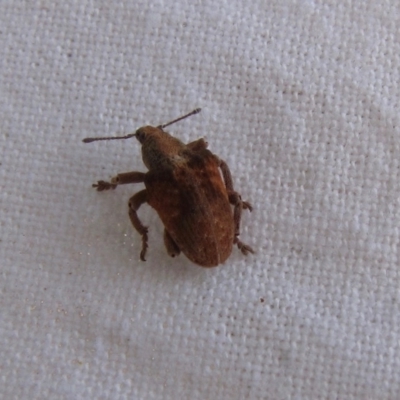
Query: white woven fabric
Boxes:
[{"xmin": 1, "ymin": 1, "xmax": 400, "ymax": 399}]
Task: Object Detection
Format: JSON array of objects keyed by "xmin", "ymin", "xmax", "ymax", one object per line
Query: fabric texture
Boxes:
[{"xmin": 1, "ymin": 1, "xmax": 400, "ymax": 399}]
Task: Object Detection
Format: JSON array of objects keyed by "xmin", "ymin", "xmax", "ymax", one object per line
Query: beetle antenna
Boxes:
[
  {"xmin": 82, "ymin": 108, "xmax": 201, "ymax": 143},
  {"xmin": 82, "ymin": 133, "xmax": 136, "ymax": 143},
  {"xmin": 158, "ymin": 108, "xmax": 201, "ymax": 129}
]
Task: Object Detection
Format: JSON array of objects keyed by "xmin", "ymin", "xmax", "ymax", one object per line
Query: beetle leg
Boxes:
[
  {"xmin": 217, "ymin": 157, "xmax": 254, "ymax": 255},
  {"xmin": 228, "ymin": 192, "xmax": 254, "ymax": 254},
  {"xmin": 93, "ymin": 171, "xmax": 146, "ymax": 191},
  {"xmin": 234, "ymin": 237, "xmax": 254, "ymax": 256},
  {"xmin": 163, "ymin": 230, "xmax": 181, "ymax": 258},
  {"xmin": 92, "ymin": 180, "xmax": 117, "ymax": 191},
  {"xmin": 128, "ymin": 190, "xmax": 149, "ymax": 261},
  {"xmin": 186, "ymin": 138, "xmax": 208, "ymax": 151}
]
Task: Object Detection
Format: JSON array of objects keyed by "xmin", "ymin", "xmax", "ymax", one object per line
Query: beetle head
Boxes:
[
  {"xmin": 138, "ymin": 126, "xmax": 186, "ymax": 170},
  {"xmin": 134, "ymin": 126, "xmax": 158, "ymax": 144}
]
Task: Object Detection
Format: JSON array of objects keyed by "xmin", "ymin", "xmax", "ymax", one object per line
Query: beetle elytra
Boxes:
[{"xmin": 83, "ymin": 108, "xmax": 253, "ymax": 267}]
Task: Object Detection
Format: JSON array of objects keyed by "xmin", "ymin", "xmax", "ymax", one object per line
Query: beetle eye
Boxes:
[{"xmin": 135, "ymin": 129, "xmax": 146, "ymax": 143}]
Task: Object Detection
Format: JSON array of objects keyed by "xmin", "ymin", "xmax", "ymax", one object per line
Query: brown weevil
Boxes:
[{"xmin": 83, "ymin": 108, "xmax": 253, "ymax": 267}]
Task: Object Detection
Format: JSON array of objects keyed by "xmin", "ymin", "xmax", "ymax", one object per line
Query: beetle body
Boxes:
[
  {"xmin": 83, "ymin": 110, "xmax": 253, "ymax": 267},
  {"xmin": 143, "ymin": 129, "xmax": 234, "ymax": 266}
]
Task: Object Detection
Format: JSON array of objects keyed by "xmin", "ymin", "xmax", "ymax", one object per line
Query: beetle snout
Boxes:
[{"xmin": 135, "ymin": 128, "xmax": 146, "ymax": 143}]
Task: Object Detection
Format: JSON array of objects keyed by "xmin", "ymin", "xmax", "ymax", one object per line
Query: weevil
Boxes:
[{"xmin": 83, "ymin": 108, "xmax": 254, "ymax": 267}]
